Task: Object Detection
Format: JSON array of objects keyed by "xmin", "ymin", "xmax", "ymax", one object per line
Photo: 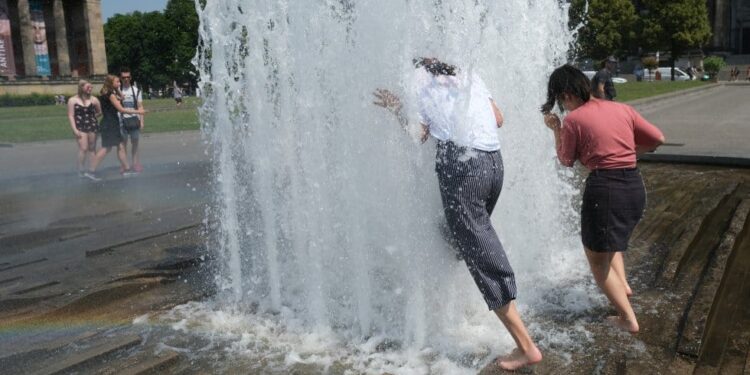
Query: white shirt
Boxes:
[{"xmin": 415, "ymin": 69, "xmax": 499, "ymax": 151}]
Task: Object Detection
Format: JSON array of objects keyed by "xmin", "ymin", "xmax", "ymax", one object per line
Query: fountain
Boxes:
[{"xmin": 181, "ymin": 0, "xmax": 589, "ymax": 372}]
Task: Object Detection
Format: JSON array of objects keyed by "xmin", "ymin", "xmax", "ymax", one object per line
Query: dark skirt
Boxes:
[
  {"xmin": 581, "ymin": 168, "xmax": 646, "ymax": 252},
  {"xmin": 100, "ymin": 117, "xmax": 123, "ymax": 148}
]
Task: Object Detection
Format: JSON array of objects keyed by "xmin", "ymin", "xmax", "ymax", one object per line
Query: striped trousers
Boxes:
[{"xmin": 435, "ymin": 141, "xmax": 516, "ymax": 311}]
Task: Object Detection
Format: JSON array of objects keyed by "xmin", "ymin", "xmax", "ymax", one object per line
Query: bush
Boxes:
[
  {"xmin": 0, "ymin": 93, "xmax": 58, "ymax": 107},
  {"xmin": 642, "ymin": 56, "xmax": 659, "ymax": 71},
  {"xmin": 703, "ymin": 56, "xmax": 726, "ymax": 78}
]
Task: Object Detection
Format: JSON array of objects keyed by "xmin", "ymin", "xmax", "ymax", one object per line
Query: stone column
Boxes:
[
  {"xmin": 83, "ymin": 0, "xmax": 107, "ymax": 77},
  {"xmin": 713, "ymin": 0, "xmax": 730, "ymax": 49},
  {"xmin": 52, "ymin": 0, "xmax": 70, "ymax": 76},
  {"xmin": 16, "ymin": 0, "xmax": 37, "ymax": 76}
]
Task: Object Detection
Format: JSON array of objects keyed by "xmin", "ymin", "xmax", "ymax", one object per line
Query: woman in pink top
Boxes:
[{"xmin": 541, "ymin": 65, "xmax": 664, "ymax": 334}]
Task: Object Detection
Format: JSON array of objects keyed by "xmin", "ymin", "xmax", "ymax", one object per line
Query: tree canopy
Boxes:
[
  {"xmin": 640, "ymin": 0, "xmax": 711, "ymax": 59},
  {"xmin": 104, "ymin": 0, "xmax": 199, "ymax": 91},
  {"xmin": 569, "ymin": 0, "xmax": 712, "ymax": 70},
  {"xmin": 569, "ymin": 0, "xmax": 637, "ymax": 60}
]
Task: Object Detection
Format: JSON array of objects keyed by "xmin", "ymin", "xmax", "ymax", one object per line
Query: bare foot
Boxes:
[
  {"xmin": 495, "ymin": 347, "xmax": 543, "ymax": 371},
  {"xmin": 606, "ymin": 315, "xmax": 639, "ymax": 334}
]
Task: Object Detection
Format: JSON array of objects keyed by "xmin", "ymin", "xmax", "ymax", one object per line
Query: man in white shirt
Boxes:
[
  {"xmin": 119, "ymin": 68, "xmax": 144, "ymax": 173},
  {"xmin": 373, "ymin": 57, "xmax": 542, "ymax": 371}
]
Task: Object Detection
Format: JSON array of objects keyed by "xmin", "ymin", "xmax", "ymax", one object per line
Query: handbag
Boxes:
[{"xmin": 122, "ymin": 116, "xmax": 141, "ymax": 131}]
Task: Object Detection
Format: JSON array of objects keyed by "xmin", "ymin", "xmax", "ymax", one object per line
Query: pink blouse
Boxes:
[{"xmin": 558, "ymin": 98, "xmax": 664, "ymax": 170}]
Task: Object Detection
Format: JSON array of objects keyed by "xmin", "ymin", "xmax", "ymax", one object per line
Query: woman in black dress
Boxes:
[
  {"xmin": 88, "ymin": 75, "xmax": 145, "ymax": 179},
  {"xmin": 66, "ymin": 80, "xmax": 101, "ymax": 179}
]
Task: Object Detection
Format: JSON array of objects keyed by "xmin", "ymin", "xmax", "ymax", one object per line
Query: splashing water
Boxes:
[{"xmin": 184, "ymin": 0, "xmax": 589, "ymax": 372}]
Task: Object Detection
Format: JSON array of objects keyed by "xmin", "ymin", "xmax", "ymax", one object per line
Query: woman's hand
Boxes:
[
  {"xmin": 373, "ymin": 88, "xmax": 402, "ymax": 114},
  {"xmin": 74, "ymin": 130, "xmax": 82, "ymax": 139},
  {"xmin": 543, "ymin": 113, "xmax": 561, "ymax": 131}
]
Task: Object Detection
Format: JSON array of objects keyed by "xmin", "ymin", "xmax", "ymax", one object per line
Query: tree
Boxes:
[
  {"xmin": 640, "ymin": 0, "xmax": 711, "ymax": 80},
  {"xmin": 569, "ymin": 0, "xmax": 637, "ymax": 60},
  {"xmin": 104, "ymin": 0, "xmax": 200, "ymax": 92},
  {"xmin": 164, "ymin": 0, "xmax": 200, "ymax": 89},
  {"xmin": 105, "ymin": 11, "xmax": 173, "ymax": 91}
]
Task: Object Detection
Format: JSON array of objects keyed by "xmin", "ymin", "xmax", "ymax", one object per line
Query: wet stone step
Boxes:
[
  {"xmin": 35, "ymin": 334, "xmax": 142, "ymax": 375},
  {"xmin": 679, "ymin": 198, "xmax": 750, "ymax": 358}
]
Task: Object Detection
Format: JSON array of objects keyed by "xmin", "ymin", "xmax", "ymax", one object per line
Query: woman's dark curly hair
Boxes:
[
  {"xmin": 413, "ymin": 57, "xmax": 457, "ymax": 77},
  {"xmin": 540, "ymin": 65, "xmax": 591, "ymax": 113}
]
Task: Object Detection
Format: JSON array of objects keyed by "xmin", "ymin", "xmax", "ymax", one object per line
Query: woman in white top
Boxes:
[{"xmin": 373, "ymin": 57, "xmax": 542, "ymax": 371}]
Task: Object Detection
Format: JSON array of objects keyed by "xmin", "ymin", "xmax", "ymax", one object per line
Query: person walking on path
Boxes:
[
  {"xmin": 591, "ymin": 56, "xmax": 617, "ymax": 100},
  {"xmin": 88, "ymin": 75, "xmax": 145, "ymax": 180},
  {"xmin": 542, "ymin": 65, "xmax": 664, "ymax": 334},
  {"xmin": 66, "ymin": 80, "xmax": 101, "ymax": 179},
  {"xmin": 373, "ymin": 57, "xmax": 542, "ymax": 371},
  {"xmin": 119, "ymin": 68, "xmax": 145, "ymax": 173},
  {"xmin": 173, "ymin": 82, "xmax": 183, "ymax": 107}
]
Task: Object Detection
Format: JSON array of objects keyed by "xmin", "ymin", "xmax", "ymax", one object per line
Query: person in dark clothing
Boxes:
[
  {"xmin": 591, "ymin": 56, "xmax": 617, "ymax": 100},
  {"xmin": 87, "ymin": 75, "xmax": 145, "ymax": 180}
]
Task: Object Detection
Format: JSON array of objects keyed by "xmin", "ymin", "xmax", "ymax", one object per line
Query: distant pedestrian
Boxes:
[
  {"xmin": 66, "ymin": 80, "xmax": 101, "ymax": 180},
  {"xmin": 87, "ymin": 75, "xmax": 145, "ymax": 180},
  {"xmin": 119, "ymin": 67, "xmax": 145, "ymax": 173},
  {"xmin": 746, "ymin": 66, "xmax": 750, "ymax": 81},
  {"xmin": 591, "ymin": 56, "xmax": 617, "ymax": 100},
  {"xmin": 686, "ymin": 66, "xmax": 694, "ymax": 81},
  {"xmin": 173, "ymin": 82, "xmax": 183, "ymax": 107}
]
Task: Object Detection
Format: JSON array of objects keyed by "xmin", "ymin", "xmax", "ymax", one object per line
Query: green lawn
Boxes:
[
  {"xmin": 0, "ymin": 97, "xmax": 200, "ymax": 143},
  {"xmin": 616, "ymin": 80, "xmax": 710, "ymax": 102}
]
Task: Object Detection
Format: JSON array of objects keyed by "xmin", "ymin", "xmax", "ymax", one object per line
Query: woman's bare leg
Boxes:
[
  {"xmin": 86, "ymin": 133, "xmax": 97, "ymax": 170},
  {"xmin": 585, "ymin": 248, "xmax": 639, "ymax": 333},
  {"xmin": 117, "ymin": 142, "xmax": 130, "ymax": 171},
  {"xmin": 90, "ymin": 147, "xmax": 111, "ymax": 172},
  {"xmin": 610, "ymin": 252, "xmax": 632, "ymax": 296},
  {"xmin": 76, "ymin": 135, "xmax": 88, "ymax": 172},
  {"xmin": 493, "ymin": 301, "xmax": 543, "ymax": 370}
]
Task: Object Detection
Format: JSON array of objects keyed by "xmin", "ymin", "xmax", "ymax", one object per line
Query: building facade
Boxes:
[
  {"xmin": 708, "ymin": 0, "xmax": 750, "ymax": 53},
  {"xmin": 0, "ymin": 0, "xmax": 106, "ymax": 81}
]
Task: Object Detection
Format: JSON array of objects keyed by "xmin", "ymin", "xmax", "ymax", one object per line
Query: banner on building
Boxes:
[
  {"xmin": 0, "ymin": 0, "xmax": 16, "ymax": 77},
  {"xmin": 29, "ymin": 0, "xmax": 50, "ymax": 76}
]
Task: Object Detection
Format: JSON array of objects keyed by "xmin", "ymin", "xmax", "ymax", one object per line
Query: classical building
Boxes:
[
  {"xmin": 0, "ymin": 0, "xmax": 106, "ymax": 94},
  {"xmin": 708, "ymin": 0, "xmax": 750, "ymax": 53}
]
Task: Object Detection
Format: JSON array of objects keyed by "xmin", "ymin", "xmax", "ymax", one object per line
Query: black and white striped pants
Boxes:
[{"xmin": 435, "ymin": 141, "xmax": 516, "ymax": 311}]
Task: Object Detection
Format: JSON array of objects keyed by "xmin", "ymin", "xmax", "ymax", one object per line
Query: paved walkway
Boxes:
[
  {"xmin": 632, "ymin": 83, "xmax": 750, "ymax": 162},
  {"xmin": 0, "ymin": 131, "xmax": 207, "ymax": 181}
]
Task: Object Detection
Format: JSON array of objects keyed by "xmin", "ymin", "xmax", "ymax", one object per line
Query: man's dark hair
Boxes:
[
  {"xmin": 540, "ymin": 65, "xmax": 591, "ymax": 113},
  {"xmin": 120, "ymin": 67, "xmax": 131, "ymax": 75},
  {"xmin": 413, "ymin": 57, "xmax": 457, "ymax": 77}
]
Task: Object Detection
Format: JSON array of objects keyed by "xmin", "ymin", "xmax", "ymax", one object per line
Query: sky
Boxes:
[{"xmin": 101, "ymin": 0, "xmax": 169, "ymax": 21}]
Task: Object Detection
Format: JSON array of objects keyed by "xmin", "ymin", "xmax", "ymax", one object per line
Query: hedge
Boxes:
[{"xmin": 0, "ymin": 93, "xmax": 59, "ymax": 107}]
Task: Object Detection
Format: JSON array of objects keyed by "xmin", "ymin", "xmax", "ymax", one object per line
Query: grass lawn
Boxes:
[
  {"xmin": 616, "ymin": 80, "xmax": 711, "ymax": 102},
  {"xmin": 0, "ymin": 97, "xmax": 200, "ymax": 143}
]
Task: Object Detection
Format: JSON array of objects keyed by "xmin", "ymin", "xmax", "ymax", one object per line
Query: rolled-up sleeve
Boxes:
[
  {"xmin": 631, "ymin": 107, "xmax": 664, "ymax": 149},
  {"xmin": 558, "ymin": 119, "xmax": 578, "ymax": 167}
]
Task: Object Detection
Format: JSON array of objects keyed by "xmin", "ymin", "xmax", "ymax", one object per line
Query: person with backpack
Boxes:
[{"xmin": 119, "ymin": 67, "xmax": 145, "ymax": 173}]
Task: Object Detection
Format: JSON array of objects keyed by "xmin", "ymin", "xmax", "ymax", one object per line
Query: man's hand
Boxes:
[
  {"xmin": 373, "ymin": 88, "xmax": 402, "ymax": 114},
  {"xmin": 543, "ymin": 113, "xmax": 561, "ymax": 131}
]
